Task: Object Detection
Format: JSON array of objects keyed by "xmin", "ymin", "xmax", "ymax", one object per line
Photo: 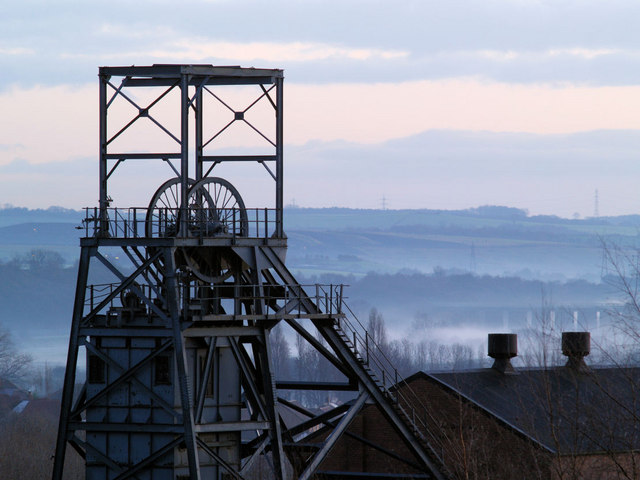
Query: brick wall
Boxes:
[{"xmin": 315, "ymin": 374, "xmax": 552, "ymax": 479}]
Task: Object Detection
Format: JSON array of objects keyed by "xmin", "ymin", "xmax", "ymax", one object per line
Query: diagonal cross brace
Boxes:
[
  {"xmin": 92, "ymin": 250, "xmax": 169, "ymax": 323},
  {"xmin": 298, "ymin": 391, "xmax": 369, "ymax": 480},
  {"xmin": 73, "ymin": 340, "xmax": 172, "ymax": 417},
  {"xmin": 83, "ymin": 341, "xmax": 181, "ymax": 421}
]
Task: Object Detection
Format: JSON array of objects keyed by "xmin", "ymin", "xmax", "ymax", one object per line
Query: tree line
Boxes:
[{"xmin": 269, "ymin": 308, "xmax": 485, "ymax": 408}]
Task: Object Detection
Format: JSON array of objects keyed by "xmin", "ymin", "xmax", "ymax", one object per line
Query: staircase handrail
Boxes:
[{"xmin": 336, "ymin": 300, "xmax": 449, "ymax": 455}]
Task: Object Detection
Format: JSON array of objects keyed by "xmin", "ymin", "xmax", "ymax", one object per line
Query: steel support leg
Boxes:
[
  {"xmin": 164, "ymin": 247, "xmax": 201, "ymax": 480},
  {"xmin": 52, "ymin": 246, "xmax": 93, "ymax": 480}
]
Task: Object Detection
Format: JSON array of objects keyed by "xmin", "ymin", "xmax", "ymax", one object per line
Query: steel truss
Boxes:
[{"xmin": 52, "ymin": 65, "xmax": 446, "ymax": 480}]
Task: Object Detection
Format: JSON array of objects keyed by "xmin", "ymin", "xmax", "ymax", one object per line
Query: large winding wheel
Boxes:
[
  {"xmin": 145, "ymin": 177, "xmax": 195, "ymax": 238},
  {"xmin": 146, "ymin": 176, "xmax": 249, "ymax": 284},
  {"xmin": 187, "ymin": 176, "xmax": 249, "ymax": 238}
]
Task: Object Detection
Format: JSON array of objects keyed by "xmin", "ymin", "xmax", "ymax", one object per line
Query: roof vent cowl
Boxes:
[
  {"xmin": 562, "ymin": 331, "xmax": 590, "ymax": 372},
  {"xmin": 488, "ymin": 333, "xmax": 518, "ymax": 374}
]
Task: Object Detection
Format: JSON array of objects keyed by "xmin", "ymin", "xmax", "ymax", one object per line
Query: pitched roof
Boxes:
[{"xmin": 418, "ymin": 366, "xmax": 640, "ymax": 455}]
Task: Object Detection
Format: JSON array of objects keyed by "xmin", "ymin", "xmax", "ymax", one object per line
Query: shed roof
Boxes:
[{"xmin": 412, "ymin": 366, "xmax": 640, "ymax": 455}]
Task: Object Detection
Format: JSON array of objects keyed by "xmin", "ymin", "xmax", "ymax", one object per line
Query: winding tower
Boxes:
[{"xmin": 52, "ymin": 65, "xmax": 445, "ymax": 480}]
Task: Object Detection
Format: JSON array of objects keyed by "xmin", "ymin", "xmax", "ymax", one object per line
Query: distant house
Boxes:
[
  {"xmin": 0, "ymin": 377, "xmax": 30, "ymax": 417},
  {"xmin": 0, "ymin": 377, "xmax": 64, "ymax": 421},
  {"xmin": 0, "ymin": 377, "xmax": 22, "ymax": 396},
  {"xmin": 311, "ymin": 332, "xmax": 640, "ymax": 480}
]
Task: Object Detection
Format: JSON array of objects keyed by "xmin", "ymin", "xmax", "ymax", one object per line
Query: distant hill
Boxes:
[
  {"xmin": 2, "ymin": 205, "xmax": 640, "ymax": 280},
  {"xmin": 0, "ymin": 222, "xmax": 80, "ymax": 245},
  {"xmin": 0, "ymin": 206, "xmax": 82, "ymax": 227},
  {"xmin": 284, "ymin": 205, "xmax": 640, "ymax": 233},
  {"xmin": 284, "ymin": 207, "xmax": 640, "ymax": 281}
]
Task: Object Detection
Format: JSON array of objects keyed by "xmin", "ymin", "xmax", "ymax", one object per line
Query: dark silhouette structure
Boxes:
[{"xmin": 52, "ymin": 65, "xmax": 445, "ymax": 480}]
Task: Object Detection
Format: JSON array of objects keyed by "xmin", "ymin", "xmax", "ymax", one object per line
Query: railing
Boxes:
[
  {"xmin": 84, "ymin": 283, "xmax": 160, "ymax": 312},
  {"xmin": 83, "ymin": 282, "xmax": 345, "ymax": 319},
  {"xmin": 81, "ymin": 207, "xmax": 281, "ymax": 239},
  {"xmin": 189, "ymin": 283, "xmax": 345, "ymax": 317},
  {"xmin": 333, "ymin": 302, "xmax": 445, "ymax": 456}
]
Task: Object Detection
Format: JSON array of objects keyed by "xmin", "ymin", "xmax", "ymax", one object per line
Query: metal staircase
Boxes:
[
  {"xmin": 331, "ymin": 310, "xmax": 445, "ymax": 456},
  {"xmin": 259, "ymin": 246, "xmax": 448, "ymax": 478}
]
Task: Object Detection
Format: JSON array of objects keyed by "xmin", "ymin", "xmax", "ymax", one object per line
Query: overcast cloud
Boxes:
[
  {"xmin": 1, "ymin": 1, "xmax": 640, "ymax": 216},
  {"xmin": 3, "ymin": 1, "xmax": 640, "ymax": 87}
]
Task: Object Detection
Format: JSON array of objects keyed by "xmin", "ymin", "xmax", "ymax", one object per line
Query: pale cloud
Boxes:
[
  {"xmin": 95, "ymin": 23, "xmax": 174, "ymax": 39},
  {"xmin": 0, "ymin": 84, "xmax": 96, "ymax": 166},
  {"xmin": 61, "ymin": 39, "xmax": 409, "ymax": 63},
  {"xmin": 0, "ymin": 144, "xmax": 25, "ymax": 152},
  {"xmin": 547, "ymin": 48, "xmax": 621, "ymax": 59},
  {"xmin": 464, "ymin": 48, "xmax": 620, "ymax": 62},
  {"xmin": 286, "ymin": 78, "xmax": 640, "ymax": 143},
  {"xmin": 5, "ymin": 0, "xmax": 640, "ymax": 88},
  {"xmin": 165, "ymin": 40, "xmax": 409, "ymax": 62},
  {"xmin": 0, "ymin": 47, "xmax": 35, "ymax": 56},
  {"xmin": 477, "ymin": 50, "xmax": 521, "ymax": 61}
]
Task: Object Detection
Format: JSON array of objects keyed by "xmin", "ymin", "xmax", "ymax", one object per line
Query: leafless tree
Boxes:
[
  {"xmin": 270, "ymin": 323, "xmax": 290, "ymax": 378},
  {"xmin": 0, "ymin": 324, "xmax": 32, "ymax": 385},
  {"xmin": 294, "ymin": 332, "xmax": 324, "ymax": 406},
  {"xmin": 367, "ymin": 307, "xmax": 388, "ymax": 348}
]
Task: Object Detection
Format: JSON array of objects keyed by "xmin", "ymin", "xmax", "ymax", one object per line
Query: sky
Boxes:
[{"xmin": 2, "ymin": 1, "xmax": 640, "ymax": 217}]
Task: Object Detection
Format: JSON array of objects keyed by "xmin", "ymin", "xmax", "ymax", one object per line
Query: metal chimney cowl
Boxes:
[
  {"xmin": 488, "ymin": 333, "xmax": 518, "ymax": 374},
  {"xmin": 562, "ymin": 331, "xmax": 590, "ymax": 372}
]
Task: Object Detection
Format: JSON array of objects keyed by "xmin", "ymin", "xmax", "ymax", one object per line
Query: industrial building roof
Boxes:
[{"xmin": 416, "ymin": 365, "xmax": 640, "ymax": 455}]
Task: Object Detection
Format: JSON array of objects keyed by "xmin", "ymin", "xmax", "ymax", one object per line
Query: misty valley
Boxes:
[{"xmin": 0, "ymin": 204, "xmax": 635, "ymax": 378}]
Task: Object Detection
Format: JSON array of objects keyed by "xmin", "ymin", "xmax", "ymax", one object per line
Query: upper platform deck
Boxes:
[{"xmin": 99, "ymin": 64, "xmax": 283, "ymax": 87}]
